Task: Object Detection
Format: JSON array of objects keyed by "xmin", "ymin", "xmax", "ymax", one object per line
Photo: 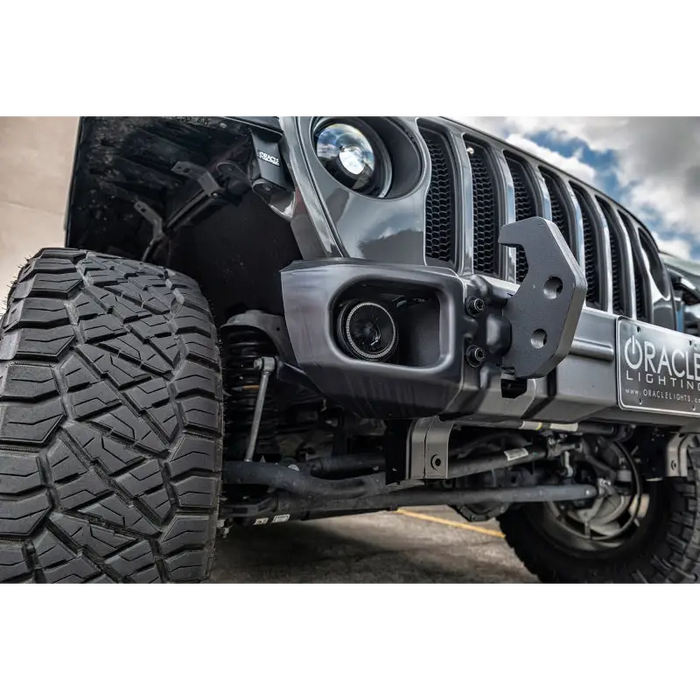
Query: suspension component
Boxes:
[
  {"xmin": 244, "ymin": 357, "xmax": 277, "ymax": 461},
  {"xmin": 221, "ymin": 326, "xmax": 280, "ymax": 459},
  {"xmin": 220, "ymin": 483, "xmax": 600, "ymax": 521}
]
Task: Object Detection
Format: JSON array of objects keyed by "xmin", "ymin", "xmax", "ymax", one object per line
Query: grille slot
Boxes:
[
  {"xmin": 466, "ymin": 141, "xmax": 499, "ymax": 275},
  {"xmin": 506, "ymin": 156, "xmax": 537, "ymax": 283},
  {"xmin": 571, "ymin": 185, "xmax": 600, "ymax": 307},
  {"xmin": 597, "ymin": 198, "xmax": 625, "ymax": 315},
  {"xmin": 541, "ymin": 171, "xmax": 572, "ymax": 248},
  {"xmin": 634, "ymin": 258, "xmax": 647, "ymax": 319},
  {"xmin": 420, "ymin": 128, "xmax": 456, "ymax": 264},
  {"xmin": 638, "ymin": 226, "xmax": 670, "ymax": 298},
  {"xmin": 619, "ymin": 212, "xmax": 648, "ymax": 321}
]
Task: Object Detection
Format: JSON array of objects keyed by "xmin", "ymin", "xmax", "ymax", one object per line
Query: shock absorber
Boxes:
[{"xmin": 221, "ymin": 325, "xmax": 279, "ymax": 459}]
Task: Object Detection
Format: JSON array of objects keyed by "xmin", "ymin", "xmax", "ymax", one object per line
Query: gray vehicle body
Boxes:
[{"xmin": 64, "ymin": 116, "xmax": 698, "ymax": 434}]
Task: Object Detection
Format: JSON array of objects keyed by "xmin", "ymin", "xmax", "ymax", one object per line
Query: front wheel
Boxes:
[
  {"xmin": 499, "ymin": 443, "xmax": 700, "ymax": 583},
  {"xmin": 0, "ymin": 249, "xmax": 223, "ymax": 582}
]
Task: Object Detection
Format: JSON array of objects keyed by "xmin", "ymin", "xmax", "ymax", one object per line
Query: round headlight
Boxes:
[
  {"xmin": 337, "ymin": 301, "xmax": 398, "ymax": 362},
  {"xmin": 315, "ymin": 121, "xmax": 389, "ymax": 195}
]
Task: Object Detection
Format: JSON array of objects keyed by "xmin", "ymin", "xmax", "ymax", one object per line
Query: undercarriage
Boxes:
[{"xmin": 216, "ymin": 329, "xmax": 690, "ymax": 571}]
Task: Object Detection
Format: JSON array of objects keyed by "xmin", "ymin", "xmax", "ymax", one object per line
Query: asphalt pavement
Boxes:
[{"xmin": 210, "ymin": 506, "xmax": 536, "ymax": 583}]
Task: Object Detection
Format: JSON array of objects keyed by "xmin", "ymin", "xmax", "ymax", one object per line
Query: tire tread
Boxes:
[{"xmin": 0, "ymin": 249, "xmax": 222, "ymax": 583}]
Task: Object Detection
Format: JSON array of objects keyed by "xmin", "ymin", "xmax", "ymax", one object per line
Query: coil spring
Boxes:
[{"xmin": 221, "ymin": 325, "xmax": 279, "ymax": 459}]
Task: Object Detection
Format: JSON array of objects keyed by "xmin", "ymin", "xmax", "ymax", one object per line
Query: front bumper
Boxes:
[{"xmin": 280, "ymin": 252, "xmax": 700, "ymax": 431}]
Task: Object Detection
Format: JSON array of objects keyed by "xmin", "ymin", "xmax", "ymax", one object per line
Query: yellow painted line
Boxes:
[{"xmin": 395, "ymin": 508, "xmax": 505, "ymax": 539}]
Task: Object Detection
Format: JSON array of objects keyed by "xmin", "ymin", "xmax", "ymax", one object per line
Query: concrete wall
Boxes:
[{"xmin": 0, "ymin": 117, "xmax": 79, "ymax": 311}]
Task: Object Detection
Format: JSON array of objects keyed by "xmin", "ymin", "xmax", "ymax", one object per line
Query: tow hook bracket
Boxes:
[
  {"xmin": 407, "ymin": 417, "xmax": 455, "ymax": 480},
  {"xmin": 500, "ymin": 217, "xmax": 587, "ymax": 379}
]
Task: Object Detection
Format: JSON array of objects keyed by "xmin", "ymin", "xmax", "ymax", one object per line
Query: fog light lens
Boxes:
[
  {"xmin": 315, "ymin": 122, "xmax": 377, "ymax": 192},
  {"xmin": 337, "ymin": 301, "xmax": 398, "ymax": 361}
]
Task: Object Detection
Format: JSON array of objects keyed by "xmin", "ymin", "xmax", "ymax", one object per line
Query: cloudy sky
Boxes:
[{"xmin": 457, "ymin": 117, "xmax": 700, "ymax": 260}]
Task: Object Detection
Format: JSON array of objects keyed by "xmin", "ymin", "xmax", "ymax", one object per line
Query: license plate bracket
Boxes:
[{"xmin": 617, "ymin": 318, "xmax": 700, "ymax": 417}]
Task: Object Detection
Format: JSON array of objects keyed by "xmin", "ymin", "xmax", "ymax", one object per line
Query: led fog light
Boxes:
[{"xmin": 337, "ymin": 301, "xmax": 398, "ymax": 362}]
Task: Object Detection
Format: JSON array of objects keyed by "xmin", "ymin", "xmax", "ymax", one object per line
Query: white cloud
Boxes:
[
  {"xmin": 652, "ymin": 231, "xmax": 693, "ymax": 259},
  {"xmin": 504, "ymin": 134, "xmax": 597, "ymax": 185},
  {"xmin": 462, "ymin": 117, "xmax": 633, "ymax": 152}
]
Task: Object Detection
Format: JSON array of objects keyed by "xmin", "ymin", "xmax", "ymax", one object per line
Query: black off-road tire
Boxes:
[
  {"xmin": 498, "ymin": 446, "xmax": 700, "ymax": 583},
  {"xmin": 0, "ymin": 249, "xmax": 222, "ymax": 582}
]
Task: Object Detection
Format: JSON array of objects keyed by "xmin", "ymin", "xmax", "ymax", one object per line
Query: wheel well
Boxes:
[
  {"xmin": 65, "ymin": 117, "xmax": 302, "ymax": 325},
  {"xmin": 166, "ymin": 192, "xmax": 301, "ymax": 324}
]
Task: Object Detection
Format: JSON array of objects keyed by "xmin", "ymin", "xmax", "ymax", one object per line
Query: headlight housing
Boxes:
[{"xmin": 314, "ymin": 120, "xmax": 392, "ymax": 197}]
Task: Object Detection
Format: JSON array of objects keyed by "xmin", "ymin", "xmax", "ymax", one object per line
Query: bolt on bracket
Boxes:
[{"xmin": 407, "ymin": 417, "xmax": 455, "ymax": 480}]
